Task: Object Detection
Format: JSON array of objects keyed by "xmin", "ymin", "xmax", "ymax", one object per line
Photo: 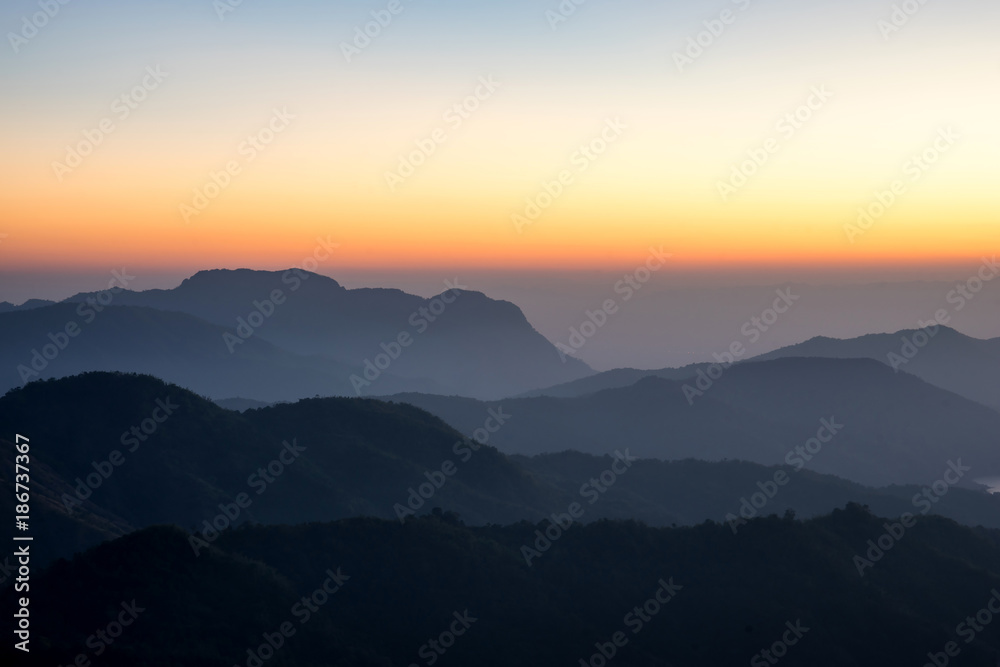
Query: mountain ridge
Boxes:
[
  {"xmin": 390, "ymin": 356, "xmax": 1000, "ymax": 486},
  {"xmin": 7, "ymin": 371, "xmax": 1000, "ymax": 568},
  {"xmin": 56, "ymin": 268, "xmax": 593, "ymax": 398}
]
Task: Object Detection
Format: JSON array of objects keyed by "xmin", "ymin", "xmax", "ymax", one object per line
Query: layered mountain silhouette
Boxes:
[
  {"xmin": 754, "ymin": 326, "xmax": 1000, "ymax": 410},
  {"xmin": 6, "ymin": 271, "xmax": 1000, "ymax": 666},
  {"xmin": 392, "ymin": 357, "xmax": 1000, "ymax": 486},
  {"xmin": 0, "ymin": 303, "xmax": 440, "ymax": 401},
  {"xmin": 517, "ymin": 365, "xmax": 699, "ymax": 398},
  {"xmin": 523, "ymin": 326, "xmax": 1000, "ymax": 413},
  {"xmin": 5, "ymin": 372, "xmax": 1000, "ymax": 569},
  {"xmin": 0, "ymin": 298, "xmax": 55, "ymax": 313},
  {"xmin": 515, "ymin": 451, "xmax": 1000, "ymax": 530},
  {"xmin": 0, "ymin": 372, "xmax": 561, "ymax": 564},
  {"xmin": 52, "ymin": 268, "xmax": 592, "ymax": 399}
]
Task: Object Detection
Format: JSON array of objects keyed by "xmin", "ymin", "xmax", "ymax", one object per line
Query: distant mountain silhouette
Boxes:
[
  {"xmin": 0, "ymin": 303, "xmax": 441, "ymax": 401},
  {"xmin": 62, "ymin": 268, "xmax": 592, "ymax": 398},
  {"xmin": 516, "ymin": 365, "xmax": 700, "ymax": 398},
  {"xmin": 215, "ymin": 397, "xmax": 276, "ymax": 412},
  {"xmin": 392, "ymin": 357, "xmax": 1000, "ymax": 486},
  {"xmin": 753, "ymin": 326, "xmax": 1000, "ymax": 410},
  {"xmin": 0, "ymin": 298, "xmax": 55, "ymax": 313},
  {"xmin": 522, "ymin": 327, "xmax": 1000, "ymax": 411}
]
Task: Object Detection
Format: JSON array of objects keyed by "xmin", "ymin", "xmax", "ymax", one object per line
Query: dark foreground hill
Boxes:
[
  {"xmin": 5, "ymin": 509, "xmax": 1000, "ymax": 666},
  {"xmin": 0, "ymin": 372, "xmax": 563, "ymax": 566}
]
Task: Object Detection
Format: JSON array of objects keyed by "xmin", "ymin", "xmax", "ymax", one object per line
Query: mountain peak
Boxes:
[{"xmin": 181, "ymin": 268, "xmax": 344, "ymax": 291}]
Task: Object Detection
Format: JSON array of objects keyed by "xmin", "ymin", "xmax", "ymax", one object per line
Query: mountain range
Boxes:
[
  {"xmin": 0, "ymin": 269, "xmax": 591, "ymax": 400},
  {"xmin": 755, "ymin": 326, "xmax": 1000, "ymax": 410},
  {"xmin": 524, "ymin": 326, "xmax": 1000, "ymax": 411},
  {"xmin": 5, "ymin": 372, "xmax": 1000, "ymax": 570},
  {"xmin": 5, "ymin": 265, "xmax": 1000, "ymax": 665},
  {"xmin": 392, "ymin": 356, "xmax": 1000, "ymax": 487}
]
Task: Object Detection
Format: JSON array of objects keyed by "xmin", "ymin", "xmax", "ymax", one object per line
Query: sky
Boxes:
[{"xmin": 1, "ymin": 0, "xmax": 999, "ymax": 301}]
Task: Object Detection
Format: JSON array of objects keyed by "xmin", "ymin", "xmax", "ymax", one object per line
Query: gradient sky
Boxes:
[{"xmin": 1, "ymin": 0, "xmax": 998, "ymax": 295}]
